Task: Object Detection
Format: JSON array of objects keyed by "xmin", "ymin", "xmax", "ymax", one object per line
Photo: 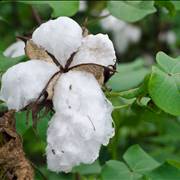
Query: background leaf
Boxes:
[
  {"xmin": 72, "ymin": 161, "xmax": 101, "ymax": 175},
  {"xmin": 107, "ymin": 1, "xmax": 156, "ymax": 22},
  {"xmin": 107, "ymin": 58, "xmax": 149, "ymax": 91},
  {"xmin": 23, "ymin": 1, "xmax": 79, "ymax": 17},
  {"xmin": 101, "ymin": 160, "xmax": 142, "ymax": 180},
  {"xmin": 148, "ymin": 52, "xmax": 180, "ymax": 116},
  {"xmin": 123, "ymin": 145, "xmax": 160, "ymax": 173},
  {"xmin": 49, "ymin": 1, "xmax": 79, "ymax": 17},
  {"xmin": 0, "ymin": 52, "xmax": 25, "ymax": 72},
  {"xmin": 145, "ymin": 162, "xmax": 180, "ymax": 180}
]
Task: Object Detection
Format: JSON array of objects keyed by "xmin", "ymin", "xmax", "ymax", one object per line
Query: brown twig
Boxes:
[
  {"xmin": 46, "ymin": 51, "xmax": 64, "ymax": 71},
  {"xmin": 16, "ymin": 35, "xmax": 30, "ymax": 43},
  {"xmin": 64, "ymin": 52, "xmax": 77, "ymax": 72},
  {"xmin": 87, "ymin": 13, "xmax": 111, "ymax": 25},
  {"xmin": 34, "ymin": 70, "xmax": 61, "ymax": 105},
  {"xmin": 31, "ymin": 6, "xmax": 42, "ymax": 25}
]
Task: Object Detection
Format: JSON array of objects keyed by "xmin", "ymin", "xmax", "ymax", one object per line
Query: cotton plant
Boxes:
[{"xmin": 0, "ymin": 17, "xmax": 116, "ymax": 173}]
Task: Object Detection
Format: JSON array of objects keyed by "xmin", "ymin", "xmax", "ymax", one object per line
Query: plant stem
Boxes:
[
  {"xmin": 113, "ymin": 104, "xmax": 131, "ymax": 110},
  {"xmin": 75, "ymin": 173, "xmax": 81, "ymax": 180}
]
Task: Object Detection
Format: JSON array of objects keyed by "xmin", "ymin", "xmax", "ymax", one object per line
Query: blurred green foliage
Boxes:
[{"xmin": 0, "ymin": 1, "xmax": 180, "ymax": 179}]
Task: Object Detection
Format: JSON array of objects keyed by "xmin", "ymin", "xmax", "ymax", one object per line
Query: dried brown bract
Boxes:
[
  {"xmin": 72, "ymin": 64, "xmax": 104, "ymax": 85},
  {"xmin": 25, "ymin": 40, "xmax": 54, "ymax": 64},
  {"xmin": 0, "ymin": 111, "xmax": 34, "ymax": 180}
]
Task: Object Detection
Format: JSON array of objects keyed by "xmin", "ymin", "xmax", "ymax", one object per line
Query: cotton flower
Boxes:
[
  {"xmin": 0, "ymin": 16, "xmax": 116, "ymax": 173},
  {"xmin": 3, "ymin": 41, "xmax": 25, "ymax": 58}
]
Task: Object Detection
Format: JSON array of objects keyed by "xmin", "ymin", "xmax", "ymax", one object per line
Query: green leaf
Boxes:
[
  {"xmin": 107, "ymin": 58, "xmax": 149, "ymax": 91},
  {"xmin": 107, "ymin": 1, "xmax": 156, "ymax": 22},
  {"xmin": 172, "ymin": 1, "xmax": 180, "ymax": 11},
  {"xmin": 72, "ymin": 161, "xmax": 101, "ymax": 175},
  {"xmin": 16, "ymin": 111, "xmax": 33, "ymax": 135},
  {"xmin": 101, "ymin": 160, "xmax": 142, "ymax": 180},
  {"xmin": 49, "ymin": 1, "xmax": 79, "ymax": 17},
  {"xmin": 145, "ymin": 162, "xmax": 180, "ymax": 180},
  {"xmin": 123, "ymin": 145, "xmax": 160, "ymax": 173},
  {"xmin": 107, "ymin": 84, "xmax": 146, "ymax": 99},
  {"xmin": 35, "ymin": 166, "xmax": 73, "ymax": 180},
  {"xmin": 16, "ymin": 110, "xmax": 52, "ymax": 141},
  {"xmin": 0, "ymin": 16, "xmax": 8, "ymax": 23},
  {"xmin": 155, "ymin": 0, "xmax": 176, "ymax": 16},
  {"xmin": 16, "ymin": 110, "xmax": 50, "ymax": 141},
  {"xmin": 168, "ymin": 160, "xmax": 180, "ymax": 169},
  {"xmin": 167, "ymin": 159, "xmax": 180, "ymax": 169},
  {"xmin": 23, "ymin": 127, "xmax": 46, "ymax": 155},
  {"xmin": 148, "ymin": 52, "xmax": 180, "ymax": 116},
  {"xmin": 0, "ymin": 52, "xmax": 25, "ymax": 72},
  {"xmin": 23, "ymin": 1, "xmax": 79, "ymax": 17}
]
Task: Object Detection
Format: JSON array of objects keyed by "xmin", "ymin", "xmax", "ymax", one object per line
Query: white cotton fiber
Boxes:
[
  {"xmin": 46, "ymin": 71, "xmax": 114, "ymax": 172},
  {"xmin": 0, "ymin": 60, "xmax": 58, "ymax": 111},
  {"xmin": 32, "ymin": 17, "xmax": 83, "ymax": 67},
  {"xmin": 70, "ymin": 34, "xmax": 116, "ymax": 68},
  {"xmin": 3, "ymin": 41, "xmax": 25, "ymax": 58}
]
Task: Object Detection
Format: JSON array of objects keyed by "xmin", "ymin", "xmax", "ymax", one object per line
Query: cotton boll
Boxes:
[
  {"xmin": 53, "ymin": 71, "xmax": 114, "ymax": 144},
  {"xmin": 47, "ymin": 71, "xmax": 114, "ymax": 172},
  {"xmin": 70, "ymin": 34, "xmax": 116, "ymax": 67},
  {"xmin": 159, "ymin": 31, "xmax": 176, "ymax": 45},
  {"xmin": 100, "ymin": 12, "xmax": 141, "ymax": 53},
  {"xmin": 32, "ymin": 17, "xmax": 83, "ymax": 67},
  {"xmin": 101, "ymin": 11, "xmax": 126, "ymax": 30},
  {"xmin": 3, "ymin": 41, "xmax": 25, "ymax": 58},
  {"xmin": 79, "ymin": 1, "xmax": 87, "ymax": 12},
  {"xmin": 47, "ymin": 112, "xmax": 103, "ymax": 172},
  {"xmin": 0, "ymin": 60, "xmax": 59, "ymax": 111},
  {"xmin": 113, "ymin": 24, "xmax": 141, "ymax": 53}
]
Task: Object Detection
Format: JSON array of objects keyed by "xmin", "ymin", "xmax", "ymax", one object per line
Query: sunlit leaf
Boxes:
[
  {"xmin": 148, "ymin": 52, "xmax": 180, "ymax": 116},
  {"xmin": 107, "ymin": 58, "xmax": 149, "ymax": 91},
  {"xmin": 107, "ymin": 1, "xmax": 156, "ymax": 22},
  {"xmin": 23, "ymin": 1, "xmax": 79, "ymax": 17}
]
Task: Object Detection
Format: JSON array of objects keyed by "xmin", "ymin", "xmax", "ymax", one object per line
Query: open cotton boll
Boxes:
[
  {"xmin": 32, "ymin": 17, "xmax": 83, "ymax": 67},
  {"xmin": 3, "ymin": 41, "xmax": 25, "ymax": 58},
  {"xmin": 70, "ymin": 34, "xmax": 116, "ymax": 68},
  {"xmin": 47, "ymin": 71, "xmax": 114, "ymax": 172},
  {"xmin": 159, "ymin": 30, "xmax": 176, "ymax": 45},
  {"xmin": 100, "ymin": 12, "xmax": 141, "ymax": 53},
  {"xmin": 47, "ymin": 112, "xmax": 101, "ymax": 172},
  {"xmin": 79, "ymin": 0, "xmax": 87, "ymax": 12},
  {"xmin": 53, "ymin": 71, "xmax": 114, "ymax": 144},
  {"xmin": 0, "ymin": 60, "xmax": 59, "ymax": 111}
]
